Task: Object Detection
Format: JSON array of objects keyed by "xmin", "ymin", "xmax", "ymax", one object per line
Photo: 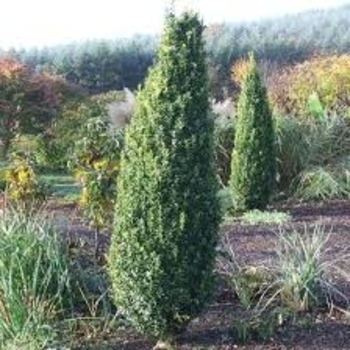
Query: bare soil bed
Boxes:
[{"xmin": 49, "ymin": 199, "xmax": 350, "ymax": 349}]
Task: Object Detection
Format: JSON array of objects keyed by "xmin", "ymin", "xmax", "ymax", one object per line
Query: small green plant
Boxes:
[
  {"xmin": 295, "ymin": 166, "xmax": 350, "ymax": 201},
  {"xmin": 219, "ymin": 225, "xmax": 350, "ymax": 344},
  {"xmin": 307, "ymin": 92, "xmax": 325, "ymax": 120},
  {"xmin": 5, "ymin": 152, "xmax": 50, "ymax": 212},
  {"xmin": 35, "ymin": 135, "xmax": 69, "ymax": 173},
  {"xmin": 241, "ymin": 210, "xmax": 292, "ymax": 225},
  {"xmin": 275, "ymin": 115, "xmax": 310, "ymax": 194},
  {"xmin": 274, "ymin": 225, "xmax": 350, "ymax": 312},
  {"xmin": 214, "ymin": 114, "xmax": 235, "ymax": 186},
  {"xmin": 276, "ymin": 113, "xmax": 350, "ymax": 200},
  {"xmin": 0, "ymin": 211, "xmax": 71, "ymax": 349},
  {"xmin": 218, "ymin": 233, "xmax": 271, "ymax": 309},
  {"xmin": 232, "ymin": 306, "xmax": 287, "ymax": 343},
  {"xmin": 217, "ymin": 187, "xmax": 234, "ymax": 217},
  {"xmin": 70, "ymin": 117, "xmax": 123, "ymax": 244},
  {"xmin": 60, "ymin": 239, "xmax": 120, "ymax": 347},
  {"xmin": 218, "ymin": 233, "xmax": 287, "ymax": 343}
]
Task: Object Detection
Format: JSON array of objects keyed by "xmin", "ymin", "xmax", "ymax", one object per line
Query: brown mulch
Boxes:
[{"xmin": 47, "ymin": 199, "xmax": 350, "ymax": 350}]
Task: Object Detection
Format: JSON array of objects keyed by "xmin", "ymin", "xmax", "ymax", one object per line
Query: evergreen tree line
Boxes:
[
  {"xmin": 2, "ymin": 4, "xmax": 349, "ymax": 97},
  {"xmin": 3, "ymin": 37, "xmax": 157, "ymax": 94}
]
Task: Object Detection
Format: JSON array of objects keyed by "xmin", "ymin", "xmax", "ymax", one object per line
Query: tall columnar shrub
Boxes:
[
  {"xmin": 230, "ymin": 55, "xmax": 276, "ymax": 211},
  {"xmin": 108, "ymin": 12, "xmax": 220, "ymax": 345}
]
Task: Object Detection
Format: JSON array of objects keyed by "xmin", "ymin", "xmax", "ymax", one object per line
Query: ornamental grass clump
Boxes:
[{"xmin": 0, "ymin": 211, "xmax": 70, "ymax": 349}]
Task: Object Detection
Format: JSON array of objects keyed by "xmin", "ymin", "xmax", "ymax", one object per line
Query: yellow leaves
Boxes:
[
  {"xmin": 6, "ymin": 164, "xmax": 33, "ymax": 185},
  {"xmin": 268, "ymin": 54, "xmax": 350, "ymax": 116},
  {"xmin": 112, "ymin": 163, "xmax": 119, "ymax": 172},
  {"xmin": 70, "ymin": 117, "xmax": 123, "ymax": 229},
  {"xmin": 93, "ymin": 159, "xmax": 108, "ymax": 171},
  {"xmin": 5, "ymin": 155, "xmax": 47, "ymax": 211},
  {"xmin": 80, "ymin": 187, "xmax": 89, "ymax": 205},
  {"xmin": 17, "ymin": 167, "xmax": 31, "ymax": 183},
  {"xmin": 0, "ymin": 59, "xmax": 26, "ymax": 80},
  {"xmin": 74, "ymin": 158, "xmax": 119, "ymax": 229},
  {"xmin": 231, "ymin": 58, "xmax": 251, "ymax": 87},
  {"xmin": 74, "ymin": 169, "xmax": 86, "ymax": 185}
]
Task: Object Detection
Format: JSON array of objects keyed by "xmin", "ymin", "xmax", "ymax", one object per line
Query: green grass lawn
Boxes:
[
  {"xmin": 0, "ymin": 163, "xmax": 80, "ymax": 200},
  {"xmin": 39, "ymin": 174, "xmax": 80, "ymax": 200}
]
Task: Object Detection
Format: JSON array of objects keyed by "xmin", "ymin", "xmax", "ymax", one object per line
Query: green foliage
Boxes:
[
  {"xmin": 218, "ymin": 233, "xmax": 288, "ymax": 343},
  {"xmin": 274, "ymin": 226, "xmax": 332, "ymax": 312},
  {"xmin": 218, "ymin": 225, "xmax": 350, "ymax": 343},
  {"xmin": 307, "ymin": 92, "xmax": 325, "ymax": 120},
  {"xmin": 5, "ymin": 152, "xmax": 50, "ymax": 211},
  {"xmin": 217, "ymin": 187, "xmax": 234, "ymax": 217},
  {"xmin": 295, "ymin": 166, "xmax": 350, "ymax": 201},
  {"xmin": 275, "ymin": 116, "xmax": 310, "ymax": 193},
  {"xmin": 269, "ymin": 55, "xmax": 350, "ymax": 116},
  {"xmin": 16, "ymin": 38, "xmax": 156, "ymax": 94},
  {"xmin": 8, "ymin": 134, "xmax": 38, "ymax": 155},
  {"xmin": 109, "ymin": 12, "xmax": 220, "ymax": 341},
  {"xmin": 70, "ymin": 117, "xmax": 123, "ymax": 229},
  {"xmin": 231, "ymin": 307, "xmax": 286, "ymax": 343},
  {"xmin": 34, "ymin": 135, "xmax": 70, "ymax": 173},
  {"xmin": 6, "ymin": 133, "xmax": 68, "ymax": 174},
  {"xmin": 37, "ymin": 90, "xmax": 124, "ymax": 173},
  {"xmin": 0, "ymin": 211, "xmax": 70, "ymax": 348},
  {"xmin": 0, "ymin": 165, "xmax": 8, "ymax": 191},
  {"xmin": 214, "ymin": 114, "xmax": 235, "ymax": 186},
  {"xmin": 230, "ymin": 55, "xmax": 276, "ymax": 211},
  {"xmin": 241, "ymin": 210, "xmax": 291, "ymax": 225},
  {"xmin": 276, "ymin": 113, "xmax": 350, "ymax": 200},
  {"xmin": 218, "ymin": 237, "xmax": 270, "ymax": 309}
]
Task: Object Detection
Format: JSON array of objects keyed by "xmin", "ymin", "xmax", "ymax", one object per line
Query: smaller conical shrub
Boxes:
[{"xmin": 230, "ymin": 54, "xmax": 276, "ymax": 211}]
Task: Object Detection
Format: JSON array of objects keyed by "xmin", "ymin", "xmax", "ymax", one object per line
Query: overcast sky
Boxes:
[{"xmin": 1, "ymin": 0, "xmax": 349, "ymax": 48}]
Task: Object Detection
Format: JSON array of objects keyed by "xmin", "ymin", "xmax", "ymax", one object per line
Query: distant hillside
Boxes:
[
  {"xmin": 2, "ymin": 4, "xmax": 350, "ymax": 98},
  {"xmin": 206, "ymin": 4, "xmax": 350, "ymax": 97}
]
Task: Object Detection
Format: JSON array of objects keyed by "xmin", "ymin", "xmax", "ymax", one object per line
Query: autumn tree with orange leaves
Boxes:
[{"xmin": 0, "ymin": 59, "xmax": 73, "ymax": 158}]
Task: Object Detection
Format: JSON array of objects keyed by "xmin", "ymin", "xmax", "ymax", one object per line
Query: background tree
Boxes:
[
  {"xmin": 230, "ymin": 54, "xmax": 276, "ymax": 211},
  {"xmin": 0, "ymin": 59, "xmax": 76, "ymax": 159},
  {"xmin": 108, "ymin": 11, "xmax": 220, "ymax": 348},
  {"xmin": 0, "ymin": 60, "xmax": 27, "ymax": 157},
  {"xmin": 4, "ymin": 3, "xmax": 350, "ymax": 100}
]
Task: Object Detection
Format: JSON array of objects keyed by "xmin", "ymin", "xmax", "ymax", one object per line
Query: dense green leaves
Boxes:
[
  {"xmin": 230, "ymin": 55, "xmax": 276, "ymax": 211},
  {"xmin": 70, "ymin": 117, "xmax": 124, "ymax": 229},
  {"xmin": 108, "ymin": 12, "xmax": 220, "ymax": 341}
]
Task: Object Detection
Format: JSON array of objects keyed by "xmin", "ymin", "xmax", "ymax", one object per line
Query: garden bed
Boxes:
[{"xmin": 44, "ymin": 199, "xmax": 350, "ymax": 349}]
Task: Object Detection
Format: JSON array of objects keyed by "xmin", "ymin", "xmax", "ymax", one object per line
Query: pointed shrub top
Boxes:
[{"xmin": 109, "ymin": 10, "xmax": 220, "ymax": 341}]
